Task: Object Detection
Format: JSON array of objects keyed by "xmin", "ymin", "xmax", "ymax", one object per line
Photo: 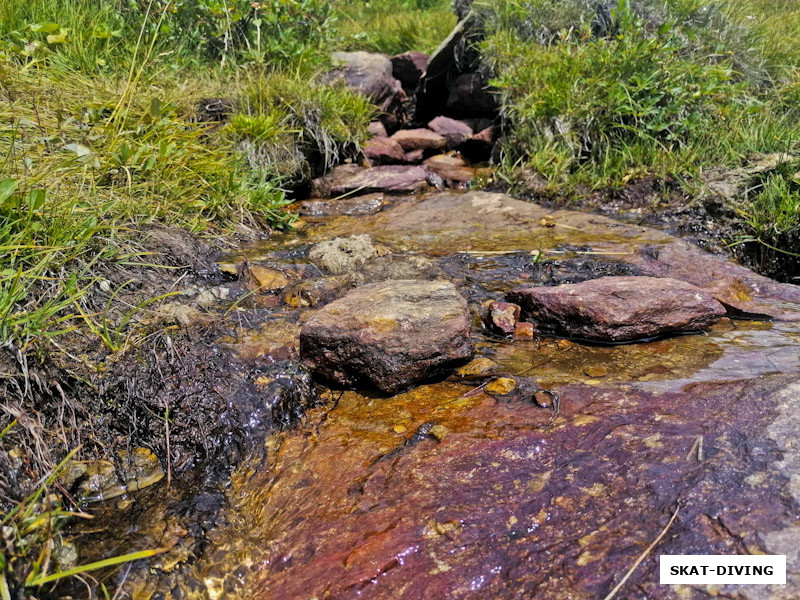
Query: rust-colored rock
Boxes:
[
  {"xmin": 483, "ymin": 300, "xmax": 520, "ymax": 336},
  {"xmin": 507, "ymin": 276, "xmax": 726, "ymax": 342},
  {"xmin": 363, "ymin": 137, "xmax": 406, "ymax": 165},
  {"xmin": 390, "ymin": 128, "xmax": 447, "ymax": 152},
  {"xmin": 428, "ymin": 116, "xmax": 473, "ymax": 148},
  {"xmin": 311, "ymin": 164, "xmax": 429, "ymax": 197},
  {"xmin": 300, "ymin": 280, "xmax": 474, "ymax": 394}
]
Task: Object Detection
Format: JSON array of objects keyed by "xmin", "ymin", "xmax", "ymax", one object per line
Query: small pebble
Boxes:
[
  {"xmin": 486, "ymin": 377, "xmax": 517, "ymax": 396},
  {"xmin": 393, "ymin": 425, "xmax": 407, "ymax": 434},
  {"xmin": 428, "ymin": 424, "xmax": 449, "ymax": 442},
  {"xmin": 584, "ymin": 366, "xmax": 608, "ymax": 378}
]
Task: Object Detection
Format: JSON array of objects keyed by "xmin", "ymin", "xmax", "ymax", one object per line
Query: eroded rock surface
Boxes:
[
  {"xmin": 507, "ymin": 276, "xmax": 726, "ymax": 342},
  {"xmin": 300, "ymin": 280, "xmax": 474, "ymax": 393}
]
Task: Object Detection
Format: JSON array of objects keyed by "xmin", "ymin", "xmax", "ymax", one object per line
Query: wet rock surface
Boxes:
[
  {"xmin": 300, "ymin": 280, "xmax": 474, "ymax": 393},
  {"xmin": 507, "ymin": 276, "xmax": 726, "ymax": 342},
  {"xmin": 77, "ymin": 191, "xmax": 800, "ymax": 599}
]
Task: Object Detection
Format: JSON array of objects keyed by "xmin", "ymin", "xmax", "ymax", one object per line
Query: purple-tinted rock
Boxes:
[
  {"xmin": 368, "ymin": 121, "xmax": 388, "ymax": 138},
  {"xmin": 363, "ymin": 137, "xmax": 406, "ymax": 165},
  {"xmin": 483, "ymin": 301, "xmax": 520, "ymax": 336},
  {"xmin": 428, "ymin": 116, "xmax": 473, "ymax": 148},
  {"xmin": 329, "ymin": 51, "xmax": 405, "ymax": 114},
  {"xmin": 507, "ymin": 276, "xmax": 726, "ymax": 342}
]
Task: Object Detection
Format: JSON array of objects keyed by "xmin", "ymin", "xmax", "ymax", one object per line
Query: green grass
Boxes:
[
  {"xmin": 333, "ymin": 0, "xmax": 456, "ymax": 55},
  {"xmin": 473, "ymin": 0, "xmax": 800, "ymax": 263}
]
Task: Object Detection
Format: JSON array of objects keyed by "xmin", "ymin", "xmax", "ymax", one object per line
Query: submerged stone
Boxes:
[
  {"xmin": 312, "ymin": 164, "xmax": 430, "ymax": 196},
  {"xmin": 300, "ymin": 280, "xmax": 474, "ymax": 394},
  {"xmin": 507, "ymin": 276, "xmax": 726, "ymax": 342}
]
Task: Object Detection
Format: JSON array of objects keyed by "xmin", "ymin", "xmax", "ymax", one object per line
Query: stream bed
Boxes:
[{"xmin": 77, "ymin": 191, "xmax": 800, "ymax": 599}]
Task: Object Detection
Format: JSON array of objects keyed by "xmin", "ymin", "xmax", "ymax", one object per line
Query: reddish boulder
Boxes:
[
  {"xmin": 311, "ymin": 165, "xmax": 430, "ymax": 197},
  {"xmin": 300, "ymin": 280, "xmax": 474, "ymax": 394},
  {"xmin": 390, "ymin": 128, "xmax": 447, "ymax": 152},
  {"xmin": 428, "ymin": 116, "xmax": 473, "ymax": 148},
  {"xmin": 363, "ymin": 137, "xmax": 406, "ymax": 165},
  {"xmin": 506, "ymin": 276, "xmax": 726, "ymax": 342},
  {"xmin": 391, "ymin": 51, "xmax": 429, "ymax": 90}
]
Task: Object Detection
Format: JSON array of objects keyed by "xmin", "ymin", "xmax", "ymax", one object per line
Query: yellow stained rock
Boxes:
[
  {"xmin": 393, "ymin": 424, "xmax": 407, "ymax": 434},
  {"xmin": 584, "ymin": 366, "xmax": 609, "ymax": 378},
  {"xmin": 456, "ymin": 357, "xmax": 498, "ymax": 378},
  {"xmin": 428, "ymin": 424, "xmax": 449, "ymax": 442},
  {"xmin": 249, "ymin": 265, "xmax": 289, "ymax": 291},
  {"xmin": 486, "ymin": 377, "xmax": 517, "ymax": 396}
]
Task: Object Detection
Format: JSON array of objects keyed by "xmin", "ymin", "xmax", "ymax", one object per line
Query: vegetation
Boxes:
[
  {"xmin": 476, "ymin": 0, "xmax": 800, "ymax": 270},
  {"xmin": 333, "ymin": 0, "xmax": 456, "ymax": 55}
]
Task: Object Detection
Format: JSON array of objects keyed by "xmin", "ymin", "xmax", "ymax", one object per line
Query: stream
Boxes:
[{"xmin": 77, "ymin": 191, "xmax": 800, "ymax": 599}]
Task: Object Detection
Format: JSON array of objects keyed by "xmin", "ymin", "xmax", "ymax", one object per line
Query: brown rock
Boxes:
[
  {"xmin": 311, "ymin": 165, "xmax": 430, "ymax": 197},
  {"xmin": 300, "ymin": 280, "xmax": 474, "ymax": 394},
  {"xmin": 424, "ymin": 154, "xmax": 476, "ymax": 182},
  {"xmin": 506, "ymin": 276, "xmax": 726, "ymax": 342},
  {"xmin": 514, "ymin": 322, "xmax": 537, "ymax": 340},
  {"xmin": 458, "ymin": 125, "xmax": 500, "ymax": 162},
  {"xmin": 363, "ymin": 137, "xmax": 406, "ymax": 165},
  {"xmin": 391, "ymin": 51, "xmax": 429, "ymax": 90},
  {"xmin": 428, "ymin": 116, "xmax": 473, "ymax": 148},
  {"xmin": 483, "ymin": 301, "xmax": 521, "ymax": 336},
  {"xmin": 247, "ymin": 265, "xmax": 289, "ymax": 292},
  {"xmin": 390, "ymin": 128, "xmax": 447, "ymax": 152},
  {"xmin": 297, "ymin": 193, "xmax": 391, "ymax": 217}
]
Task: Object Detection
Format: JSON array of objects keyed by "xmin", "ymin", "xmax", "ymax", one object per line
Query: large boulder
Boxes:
[
  {"xmin": 311, "ymin": 164, "xmax": 430, "ymax": 197},
  {"xmin": 328, "ymin": 51, "xmax": 405, "ymax": 115},
  {"xmin": 300, "ymin": 280, "xmax": 474, "ymax": 393},
  {"xmin": 507, "ymin": 276, "xmax": 726, "ymax": 342},
  {"xmin": 391, "ymin": 51, "xmax": 429, "ymax": 90}
]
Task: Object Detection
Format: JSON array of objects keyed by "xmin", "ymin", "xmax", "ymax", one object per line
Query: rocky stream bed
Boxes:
[{"xmin": 67, "ymin": 188, "xmax": 800, "ymax": 600}]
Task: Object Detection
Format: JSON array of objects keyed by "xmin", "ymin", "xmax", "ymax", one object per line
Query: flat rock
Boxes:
[
  {"xmin": 391, "ymin": 51, "xmax": 429, "ymax": 90},
  {"xmin": 390, "ymin": 128, "xmax": 447, "ymax": 152},
  {"xmin": 507, "ymin": 276, "xmax": 726, "ymax": 342},
  {"xmin": 300, "ymin": 280, "xmax": 474, "ymax": 394},
  {"xmin": 363, "ymin": 137, "xmax": 406, "ymax": 165},
  {"xmin": 308, "ymin": 235, "xmax": 382, "ymax": 274},
  {"xmin": 311, "ymin": 164, "xmax": 430, "ymax": 197},
  {"xmin": 428, "ymin": 116, "xmax": 473, "ymax": 148}
]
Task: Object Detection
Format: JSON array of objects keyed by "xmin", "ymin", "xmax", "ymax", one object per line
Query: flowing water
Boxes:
[{"xmin": 75, "ymin": 192, "xmax": 800, "ymax": 599}]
